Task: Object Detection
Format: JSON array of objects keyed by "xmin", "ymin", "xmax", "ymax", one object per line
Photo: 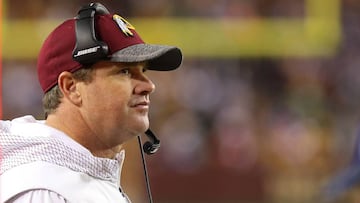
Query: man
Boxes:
[{"xmin": 0, "ymin": 2, "xmax": 182, "ymax": 203}]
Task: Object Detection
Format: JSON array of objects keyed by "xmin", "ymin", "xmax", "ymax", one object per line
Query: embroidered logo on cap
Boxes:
[{"xmin": 113, "ymin": 14, "xmax": 135, "ymax": 37}]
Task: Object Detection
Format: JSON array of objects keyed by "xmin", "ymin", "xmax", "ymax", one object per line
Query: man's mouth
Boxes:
[{"xmin": 130, "ymin": 100, "xmax": 150, "ymax": 109}]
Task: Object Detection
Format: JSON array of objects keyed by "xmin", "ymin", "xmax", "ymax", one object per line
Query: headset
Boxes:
[
  {"xmin": 72, "ymin": 2, "xmax": 109, "ymax": 64},
  {"xmin": 73, "ymin": 3, "xmax": 160, "ymax": 203}
]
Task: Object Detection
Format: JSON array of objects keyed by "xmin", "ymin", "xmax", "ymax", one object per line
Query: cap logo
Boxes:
[{"xmin": 113, "ymin": 14, "xmax": 135, "ymax": 37}]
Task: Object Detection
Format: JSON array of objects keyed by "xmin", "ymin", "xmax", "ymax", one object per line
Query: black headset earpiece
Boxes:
[
  {"xmin": 143, "ymin": 129, "xmax": 160, "ymax": 155},
  {"xmin": 72, "ymin": 2, "xmax": 110, "ymax": 65}
]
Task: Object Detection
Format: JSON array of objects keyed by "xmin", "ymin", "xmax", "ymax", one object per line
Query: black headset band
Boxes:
[{"xmin": 72, "ymin": 3, "xmax": 110, "ymax": 65}]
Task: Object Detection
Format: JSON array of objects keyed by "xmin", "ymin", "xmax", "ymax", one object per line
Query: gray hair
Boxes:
[{"xmin": 42, "ymin": 68, "xmax": 93, "ymax": 117}]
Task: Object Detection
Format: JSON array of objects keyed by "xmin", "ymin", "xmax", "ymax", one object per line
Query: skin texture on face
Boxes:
[
  {"xmin": 46, "ymin": 61, "xmax": 156, "ymax": 158},
  {"xmin": 80, "ymin": 61, "xmax": 155, "ymax": 145}
]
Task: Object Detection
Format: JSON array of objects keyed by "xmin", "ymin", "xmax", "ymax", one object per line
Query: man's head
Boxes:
[
  {"xmin": 37, "ymin": 3, "xmax": 182, "ymax": 148},
  {"xmin": 38, "ymin": 3, "xmax": 182, "ymax": 114},
  {"xmin": 38, "ymin": 2, "xmax": 182, "ymax": 94}
]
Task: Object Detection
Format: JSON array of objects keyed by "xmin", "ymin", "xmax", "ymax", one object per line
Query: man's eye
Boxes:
[{"xmin": 119, "ymin": 68, "xmax": 131, "ymax": 75}]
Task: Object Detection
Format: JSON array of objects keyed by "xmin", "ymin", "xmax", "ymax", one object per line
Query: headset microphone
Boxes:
[
  {"xmin": 137, "ymin": 129, "xmax": 160, "ymax": 203},
  {"xmin": 143, "ymin": 129, "xmax": 160, "ymax": 155}
]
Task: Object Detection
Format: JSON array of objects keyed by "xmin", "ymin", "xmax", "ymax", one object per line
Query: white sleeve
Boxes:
[{"xmin": 6, "ymin": 189, "xmax": 69, "ymax": 203}]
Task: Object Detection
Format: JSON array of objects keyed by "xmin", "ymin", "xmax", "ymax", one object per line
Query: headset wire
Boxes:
[{"xmin": 137, "ymin": 136, "xmax": 154, "ymax": 203}]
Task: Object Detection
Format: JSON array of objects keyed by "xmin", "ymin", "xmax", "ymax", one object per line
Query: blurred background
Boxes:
[{"xmin": 2, "ymin": 0, "xmax": 360, "ymax": 202}]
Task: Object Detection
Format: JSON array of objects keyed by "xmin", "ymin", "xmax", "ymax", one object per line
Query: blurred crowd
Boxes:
[
  {"xmin": 7, "ymin": 0, "xmax": 305, "ymax": 19},
  {"xmin": 3, "ymin": 0, "xmax": 360, "ymax": 203}
]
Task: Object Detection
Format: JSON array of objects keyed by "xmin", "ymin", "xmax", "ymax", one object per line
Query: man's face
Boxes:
[{"xmin": 78, "ymin": 61, "xmax": 155, "ymax": 147}]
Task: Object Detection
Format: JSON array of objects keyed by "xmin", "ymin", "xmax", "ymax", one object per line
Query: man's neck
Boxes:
[{"xmin": 45, "ymin": 113, "xmax": 122, "ymax": 159}]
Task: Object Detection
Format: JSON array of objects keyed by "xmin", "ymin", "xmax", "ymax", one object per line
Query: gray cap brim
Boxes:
[{"xmin": 110, "ymin": 44, "xmax": 183, "ymax": 71}]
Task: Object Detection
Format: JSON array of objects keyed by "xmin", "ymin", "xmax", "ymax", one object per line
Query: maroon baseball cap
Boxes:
[{"xmin": 37, "ymin": 12, "xmax": 182, "ymax": 93}]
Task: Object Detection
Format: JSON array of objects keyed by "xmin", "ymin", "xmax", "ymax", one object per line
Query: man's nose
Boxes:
[{"xmin": 134, "ymin": 74, "xmax": 156, "ymax": 95}]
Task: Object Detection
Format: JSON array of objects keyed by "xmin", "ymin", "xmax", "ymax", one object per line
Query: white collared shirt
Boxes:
[{"xmin": 0, "ymin": 115, "xmax": 130, "ymax": 203}]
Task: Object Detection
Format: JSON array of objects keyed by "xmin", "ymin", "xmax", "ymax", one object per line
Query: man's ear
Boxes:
[{"xmin": 58, "ymin": 71, "xmax": 82, "ymax": 105}]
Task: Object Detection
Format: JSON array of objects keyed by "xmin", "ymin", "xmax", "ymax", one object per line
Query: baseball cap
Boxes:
[{"xmin": 37, "ymin": 5, "xmax": 182, "ymax": 93}]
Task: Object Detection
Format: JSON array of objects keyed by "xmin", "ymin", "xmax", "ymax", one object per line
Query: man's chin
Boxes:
[
  {"xmin": 133, "ymin": 119, "xmax": 150, "ymax": 134},
  {"xmin": 124, "ymin": 114, "xmax": 148, "ymax": 132}
]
